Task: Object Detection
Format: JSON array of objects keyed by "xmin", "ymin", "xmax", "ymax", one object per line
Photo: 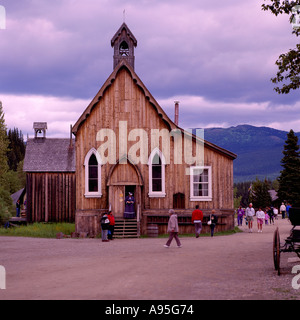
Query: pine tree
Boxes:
[
  {"xmin": 234, "ymin": 181, "xmax": 252, "ymax": 207},
  {"xmin": 250, "ymin": 178, "xmax": 272, "ymax": 209},
  {"xmin": 0, "ymin": 101, "xmax": 9, "ymax": 181},
  {"xmin": 0, "ymin": 102, "xmax": 13, "ymax": 223},
  {"xmin": 7, "ymin": 127, "xmax": 26, "ymax": 171},
  {"xmin": 277, "ymin": 129, "xmax": 300, "ymax": 206}
]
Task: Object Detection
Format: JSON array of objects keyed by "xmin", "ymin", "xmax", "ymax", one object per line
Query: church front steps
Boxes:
[{"xmin": 113, "ymin": 218, "xmax": 139, "ymax": 238}]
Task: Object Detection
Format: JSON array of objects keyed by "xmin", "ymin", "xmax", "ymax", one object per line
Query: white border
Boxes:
[
  {"xmin": 148, "ymin": 148, "xmax": 166, "ymax": 198},
  {"xmin": 190, "ymin": 166, "xmax": 212, "ymax": 201},
  {"xmin": 84, "ymin": 148, "xmax": 102, "ymax": 198}
]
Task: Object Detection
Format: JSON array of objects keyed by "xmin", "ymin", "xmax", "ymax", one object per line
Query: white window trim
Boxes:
[
  {"xmin": 84, "ymin": 148, "xmax": 102, "ymax": 198},
  {"xmin": 148, "ymin": 148, "xmax": 166, "ymax": 198},
  {"xmin": 190, "ymin": 166, "xmax": 212, "ymax": 201}
]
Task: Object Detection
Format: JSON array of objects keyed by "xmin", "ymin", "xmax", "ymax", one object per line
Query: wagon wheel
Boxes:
[{"xmin": 273, "ymin": 227, "xmax": 281, "ymax": 275}]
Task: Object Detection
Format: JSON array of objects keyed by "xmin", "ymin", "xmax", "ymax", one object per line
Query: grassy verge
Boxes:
[
  {"xmin": 141, "ymin": 226, "xmax": 243, "ymax": 238},
  {"xmin": 0, "ymin": 223, "xmax": 75, "ymax": 238},
  {"xmin": 0, "ymin": 224, "xmax": 242, "ymax": 239}
]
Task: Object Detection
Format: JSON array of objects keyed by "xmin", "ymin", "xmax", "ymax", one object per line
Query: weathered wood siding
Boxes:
[
  {"xmin": 75, "ymin": 67, "xmax": 234, "ymax": 216},
  {"xmin": 26, "ymin": 172, "xmax": 76, "ymax": 222}
]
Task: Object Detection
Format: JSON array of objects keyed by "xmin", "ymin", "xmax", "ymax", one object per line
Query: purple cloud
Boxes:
[{"xmin": 1, "ymin": 0, "xmax": 300, "ymax": 138}]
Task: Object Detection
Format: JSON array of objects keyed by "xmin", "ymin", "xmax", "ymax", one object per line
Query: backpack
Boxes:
[{"xmin": 101, "ymin": 215, "xmax": 110, "ymax": 229}]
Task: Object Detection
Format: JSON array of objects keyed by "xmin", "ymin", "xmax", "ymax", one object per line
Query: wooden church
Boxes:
[{"xmin": 24, "ymin": 23, "xmax": 236, "ymax": 237}]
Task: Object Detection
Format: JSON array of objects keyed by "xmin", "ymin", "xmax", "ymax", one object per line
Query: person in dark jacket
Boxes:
[
  {"xmin": 124, "ymin": 192, "xmax": 135, "ymax": 219},
  {"xmin": 100, "ymin": 213, "xmax": 110, "ymax": 242},
  {"xmin": 209, "ymin": 210, "xmax": 218, "ymax": 237},
  {"xmin": 16, "ymin": 200, "xmax": 21, "ymax": 217}
]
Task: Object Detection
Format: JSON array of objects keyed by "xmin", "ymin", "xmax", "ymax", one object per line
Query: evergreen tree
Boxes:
[
  {"xmin": 250, "ymin": 178, "xmax": 272, "ymax": 209},
  {"xmin": 6, "ymin": 127, "xmax": 25, "ymax": 171},
  {"xmin": 0, "ymin": 101, "xmax": 9, "ymax": 183},
  {"xmin": 234, "ymin": 181, "xmax": 252, "ymax": 207},
  {"xmin": 277, "ymin": 129, "xmax": 300, "ymax": 206},
  {"xmin": 233, "ymin": 186, "xmax": 242, "ymax": 209},
  {"xmin": 0, "ymin": 102, "xmax": 14, "ymax": 223}
]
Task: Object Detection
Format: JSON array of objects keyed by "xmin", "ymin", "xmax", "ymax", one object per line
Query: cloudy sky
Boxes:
[{"xmin": 1, "ymin": 0, "xmax": 300, "ymax": 139}]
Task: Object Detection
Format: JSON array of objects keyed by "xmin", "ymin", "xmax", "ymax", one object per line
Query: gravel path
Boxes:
[{"xmin": 0, "ymin": 218, "xmax": 300, "ymax": 300}]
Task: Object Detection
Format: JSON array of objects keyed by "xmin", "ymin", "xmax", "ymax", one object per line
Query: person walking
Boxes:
[
  {"xmin": 264, "ymin": 210, "xmax": 269, "ymax": 225},
  {"xmin": 245, "ymin": 203, "xmax": 255, "ymax": 233},
  {"xmin": 286, "ymin": 203, "xmax": 291, "ymax": 219},
  {"xmin": 192, "ymin": 205, "xmax": 203, "ymax": 238},
  {"xmin": 164, "ymin": 209, "xmax": 182, "ymax": 248},
  {"xmin": 256, "ymin": 207, "xmax": 265, "ymax": 232},
  {"xmin": 273, "ymin": 207, "xmax": 278, "ymax": 220},
  {"xmin": 280, "ymin": 202, "xmax": 286, "ymax": 219},
  {"xmin": 209, "ymin": 209, "xmax": 218, "ymax": 237},
  {"xmin": 237, "ymin": 206, "xmax": 245, "ymax": 226},
  {"xmin": 268, "ymin": 207, "xmax": 275, "ymax": 225},
  {"xmin": 107, "ymin": 211, "xmax": 115, "ymax": 240},
  {"xmin": 100, "ymin": 212, "xmax": 110, "ymax": 242}
]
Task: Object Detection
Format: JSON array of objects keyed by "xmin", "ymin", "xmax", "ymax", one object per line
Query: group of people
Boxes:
[
  {"xmin": 191, "ymin": 205, "xmax": 218, "ymax": 238},
  {"xmin": 100, "ymin": 211, "xmax": 115, "ymax": 242},
  {"xmin": 279, "ymin": 202, "xmax": 292, "ymax": 219},
  {"xmin": 100, "ymin": 204, "xmax": 217, "ymax": 246},
  {"xmin": 100, "ymin": 192, "xmax": 136, "ymax": 242},
  {"xmin": 236, "ymin": 202, "xmax": 292, "ymax": 233},
  {"xmin": 164, "ymin": 205, "xmax": 217, "ymax": 248}
]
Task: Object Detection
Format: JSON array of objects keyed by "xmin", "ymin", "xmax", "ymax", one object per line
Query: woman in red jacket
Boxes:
[{"xmin": 192, "ymin": 205, "xmax": 203, "ymax": 238}]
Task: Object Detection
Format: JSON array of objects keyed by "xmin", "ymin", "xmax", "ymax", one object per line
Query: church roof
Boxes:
[
  {"xmin": 72, "ymin": 59, "xmax": 175, "ymax": 133},
  {"xmin": 23, "ymin": 138, "xmax": 75, "ymax": 172},
  {"xmin": 111, "ymin": 22, "xmax": 137, "ymax": 47},
  {"xmin": 72, "ymin": 59, "xmax": 237, "ymax": 160}
]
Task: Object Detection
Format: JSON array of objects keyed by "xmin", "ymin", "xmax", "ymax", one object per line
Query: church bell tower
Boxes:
[{"xmin": 111, "ymin": 23, "xmax": 137, "ymax": 70}]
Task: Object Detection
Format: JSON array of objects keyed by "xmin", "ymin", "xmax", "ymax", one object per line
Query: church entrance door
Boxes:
[{"xmin": 107, "ymin": 161, "xmax": 143, "ymax": 219}]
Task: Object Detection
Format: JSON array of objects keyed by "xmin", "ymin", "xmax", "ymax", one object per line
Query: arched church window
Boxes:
[
  {"xmin": 148, "ymin": 149, "xmax": 166, "ymax": 198},
  {"xmin": 88, "ymin": 154, "xmax": 98, "ymax": 192},
  {"xmin": 152, "ymin": 154, "xmax": 162, "ymax": 192},
  {"xmin": 84, "ymin": 148, "xmax": 102, "ymax": 198}
]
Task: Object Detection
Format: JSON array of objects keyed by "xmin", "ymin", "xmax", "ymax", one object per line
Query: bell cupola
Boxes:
[{"xmin": 111, "ymin": 23, "xmax": 137, "ymax": 70}]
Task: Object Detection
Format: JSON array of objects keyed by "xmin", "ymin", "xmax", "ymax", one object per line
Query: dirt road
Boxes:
[{"xmin": 0, "ymin": 218, "xmax": 300, "ymax": 300}]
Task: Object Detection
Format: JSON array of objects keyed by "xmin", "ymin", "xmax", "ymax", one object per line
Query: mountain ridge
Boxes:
[{"xmin": 203, "ymin": 124, "xmax": 300, "ymax": 182}]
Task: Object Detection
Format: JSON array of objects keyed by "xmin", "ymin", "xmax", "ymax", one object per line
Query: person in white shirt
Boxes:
[
  {"xmin": 256, "ymin": 207, "xmax": 265, "ymax": 232},
  {"xmin": 273, "ymin": 207, "xmax": 278, "ymax": 220},
  {"xmin": 280, "ymin": 203, "xmax": 286, "ymax": 219},
  {"xmin": 245, "ymin": 203, "xmax": 255, "ymax": 233}
]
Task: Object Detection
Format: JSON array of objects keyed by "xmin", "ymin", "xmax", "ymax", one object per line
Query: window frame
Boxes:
[
  {"xmin": 189, "ymin": 166, "xmax": 212, "ymax": 201},
  {"xmin": 148, "ymin": 148, "xmax": 166, "ymax": 198},
  {"xmin": 84, "ymin": 148, "xmax": 102, "ymax": 198}
]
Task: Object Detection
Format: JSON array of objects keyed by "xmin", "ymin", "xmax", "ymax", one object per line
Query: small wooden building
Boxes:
[
  {"xmin": 72, "ymin": 23, "xmax": 237, "ymax": 236},
  {"xmin": 23, "ymin": 122, "xmax": 76, "ymax": 222}
]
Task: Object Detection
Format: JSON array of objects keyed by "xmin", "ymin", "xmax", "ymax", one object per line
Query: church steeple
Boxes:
[{"xmin": 111, "ymin": 23, "xmax": 137, "ymax": 70}]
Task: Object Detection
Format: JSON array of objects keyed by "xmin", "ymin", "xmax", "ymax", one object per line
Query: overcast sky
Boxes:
[{"xmin": 1, "ymin": 0, "xmax": 300, "ymax": 139}]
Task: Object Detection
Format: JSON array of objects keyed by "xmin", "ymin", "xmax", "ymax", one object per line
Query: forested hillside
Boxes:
[{"xmin": 204, "ymin": 125, "xmax": 299, "ymax": 182}]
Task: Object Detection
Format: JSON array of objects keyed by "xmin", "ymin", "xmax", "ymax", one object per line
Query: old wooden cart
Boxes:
[{"xmin": 273, "ymin": 208, "xmax": 300, "ymax": 275}]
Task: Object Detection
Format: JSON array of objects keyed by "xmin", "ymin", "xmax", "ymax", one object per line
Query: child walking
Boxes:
[
  {"xmin": 237, "ymin": 206, "xmax": 245, "ymax": 226},
  {"xmin": 265, "ymin": 211, "xmax": 269, "ymax": 225}
]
